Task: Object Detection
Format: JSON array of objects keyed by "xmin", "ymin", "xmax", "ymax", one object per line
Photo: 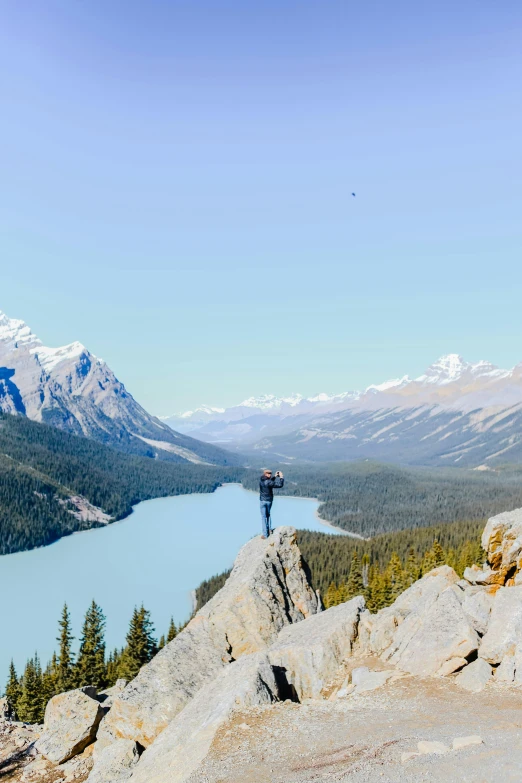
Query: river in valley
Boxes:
[{"xmin": 0, "ymin": 484, "xmax": 341, "ymax": 677}]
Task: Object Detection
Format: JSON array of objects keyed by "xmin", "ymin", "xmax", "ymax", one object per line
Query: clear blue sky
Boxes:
[{"xmin": 1, "ymin": 1, "xmax": 521, "ymax": 413}]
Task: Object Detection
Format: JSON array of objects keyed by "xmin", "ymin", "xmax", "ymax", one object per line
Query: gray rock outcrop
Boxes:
[
  {"xmin": 361, "ymin": 565, "xmax": 479, "ymax": 676},
  {"xmin": 478, "ymin": 585, "xmax": 522, "ymax": 664},
  {"xmin": 129, "ymin": 653, "xmax": 279, "ymax": 783},
  {"xmin": 36, "ymin": 687, "xmax": 104, "ymax": 764},
  {"xmin": 88, "ymin": 739, "xmax": 140, "ymax": 782},
  {"xmin": 366, "ymin": 565, "xmax": 459, "ymax": 657},
  {"xmin": 99, "ymin": 527, "xmax": 318, "ymax": 748},
  {"xmin": 456, "ymin": 658, "xmax": 493, "ymax": 692},
  {"xmin": 268, "ymin": 596, "xmax": 365, "ymax": 700}
]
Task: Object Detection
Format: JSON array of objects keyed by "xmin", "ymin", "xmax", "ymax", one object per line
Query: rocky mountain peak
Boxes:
[{"xmin": 0, "ymin": 307, "xmax": 236, "ymax": 465}]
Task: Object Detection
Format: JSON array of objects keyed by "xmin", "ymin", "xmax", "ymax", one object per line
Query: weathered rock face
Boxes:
[
  {"xmin": 367, "ymin": 566, "xmax": 459, "ymax": 657},
  {"xmin": 456, "ymin": 658, "xmax": 493, "ymax": 692},
  {"xmin": 88, "ymin": 739, "xmax": 140, "ymax": 783},
  {"xmin": 129, "ymin": 653, "xmax": 279, "ymax": 783},
  {"xmin": 381, "ymin": 584, "xmax": 479, "ymax": 676},
  {"xmin": 99, "ymin": 528, "xmax": 318, "ymax": 749},
  {"xmin": 268, "ymin": 596, "xmax": 365, "ymax": 700},
  {"xmin": 478, "ymin": 585, "xmax": 522, "ymax": 664},
  {"xmin": 36, "ymin": 687, "xmax": 104, "ymax": 764},
  {"xmin": 478, "ymin": 507, "xmax": 522, "ymax": 585},
  {"xmin": 361, "ymin": 565, "xmax": 479, "ymax": 676},
  {"xmin": 461, "ymin": 587, "xmax": 496, "ymax": 636}
]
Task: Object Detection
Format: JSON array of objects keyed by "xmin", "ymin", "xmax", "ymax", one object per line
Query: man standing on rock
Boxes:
[{"xmin": 259, "ymin": 468, "xmax": 284, "ymax": 538}]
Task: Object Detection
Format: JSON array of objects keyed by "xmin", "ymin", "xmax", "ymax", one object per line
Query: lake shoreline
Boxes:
[{"xmin": 0, "ymin": 484, "xmax": 332, "ymax": 676}]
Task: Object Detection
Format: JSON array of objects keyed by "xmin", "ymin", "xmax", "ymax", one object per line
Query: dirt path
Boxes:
[{"xmin": 189, "ymin": 677, "xmax": 522, "ymax": 782}]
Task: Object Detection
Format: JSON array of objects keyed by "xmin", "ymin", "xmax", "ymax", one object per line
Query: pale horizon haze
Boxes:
[{"xmin": 1, "ymin": 1, "xmax": 522, "ymax": 412}]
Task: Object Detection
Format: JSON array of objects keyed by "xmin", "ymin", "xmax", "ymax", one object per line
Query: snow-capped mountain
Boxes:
[
  {"xmin": 0, "ymin": 310, "xmax": 238, "ymax": 466},
  {"xmin": 161, "ymin": 353, "xmax": 522, "ymax": 465}
]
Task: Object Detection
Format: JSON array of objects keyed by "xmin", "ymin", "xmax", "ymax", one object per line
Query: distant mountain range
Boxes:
[
  {"xmin": 162, "ymin": 354, "xmax": 522, "ymax": 467},
  {"xmin": 0, "ymin": 310, "xmax": 238, "ymax": 466}
]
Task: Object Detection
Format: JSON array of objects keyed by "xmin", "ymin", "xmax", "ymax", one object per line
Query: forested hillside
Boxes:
[
  {"xmin": 241, "ymin": 461, "xmax": 522, "ymax": 536},
  {"xmin": 0, "ymin": 413, "xmax": 246, "ymax": 555},
  {"xmin": 4, "ymin": 411, "xmax": 522, "ymax": 559}
]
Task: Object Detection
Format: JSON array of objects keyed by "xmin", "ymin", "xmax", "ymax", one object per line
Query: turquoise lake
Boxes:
[{"xmin": 0, "ymin": 484, "xmax": 341, "ymax": 677}]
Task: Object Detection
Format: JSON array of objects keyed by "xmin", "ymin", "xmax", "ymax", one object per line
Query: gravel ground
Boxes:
[{"xmin": 188, "ymin": 676, "xmax": 522, "ymax": 783}]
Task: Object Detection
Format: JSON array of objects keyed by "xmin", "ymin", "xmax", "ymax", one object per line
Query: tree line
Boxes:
[
  {"xmin": 321, "ymin": 535, "xmax": 483, "ymax": 611},
  {"xmin": 4, "ymin": 602, "xmax": 181, "ymax": 724}
]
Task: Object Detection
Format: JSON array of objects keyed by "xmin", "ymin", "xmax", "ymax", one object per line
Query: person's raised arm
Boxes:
[{"xmin": 273, "ymin": 471, "xmax": 284, "ymax": 488}]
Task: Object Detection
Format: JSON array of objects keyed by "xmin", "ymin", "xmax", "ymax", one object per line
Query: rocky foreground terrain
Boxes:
[{"xmin": 4, "ymin": 509, "xmax": 522, "ymax": 782}]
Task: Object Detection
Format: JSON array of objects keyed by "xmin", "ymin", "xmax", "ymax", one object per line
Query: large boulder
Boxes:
[
  {"xmin": 268, "ymin": 596, "xmax": 365, "ymax": 700},
  {"xmin": 478, "ymin": 585, "xmax": 522, "ymax": 664},
  {"xmin": 479, "ymin": 508, "xmax": 522, "ymax": 585},
  {"xmin": 364, "ymin": 564, "xmax": 476, "ymax": 677},
  {"xmin": 128, "ymin": 653, "xmax": 279, "ymax": 783},
  {"xmin": 88, "ymin": 739, "xmax": 140, "ymax": 782},
  {"xmin": 367, "ymin": 566, "xmax": 459, "ymax": 656},
  {"xmin": 36, "ymin": 687, "xmax": 104, "ymax": 764},
  {"xmin": 99, "ymin": 528, "xmax": 318, "ymax": 749},
  {"xmin": 456, "ymin": 658, "xmax": 493, "ymax": 692},
  {"xmin": 461, "ymin": 587, "xmax": 496, "ymax": 636},
  {"xmin": 375, "ymin": 578, "xmax": 479, "ymax": 676}
]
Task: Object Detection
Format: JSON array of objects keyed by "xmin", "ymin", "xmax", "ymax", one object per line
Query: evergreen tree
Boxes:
[
  {"xmin": 17, "ymin": 655, "xmax": 43, "ymax": 724},
  {"xmin": 5, "ymin": 660, "xmax": 21, "ymax": 718},
  {"xmin": 167, "ymin": 617, "xmax": 177, "ymax": 643},
  {"xmin": 346, "ymin": 551, "xmax": 364, "ymax": 599},
  {"xmin": 445, "ymin": 547, "xmax": 458, "ymax": 574},
  {"xmin": 118, "ymin": 606, "xmax": 157, "ymax": 681},
  {"xmin": 158, "ymin": 636, "xmax": 166, "ymax": 650},
  {"xmin": 56, "ymin": 604, "xmax": 75, "ymax": 692},
  {"xmin": 404, "ymin": 547, "xmax": 420, "ymax": 587},
  {"xmin": 76, "ymin": 601, "xmax": 107, "ymax": 689},
  {"xmin": 432, "ymin": 540, "xmax": 445, "ymax": 567},
  {"xmin": 324, "ymin": 582, "xmax": 338, "ymax": 609},
  {"xmin": 337, "ymin": 582, "xmax": 348, "ymax": 604},
  {"xmin": 365, "ymin": 566, "xmax": 380, "ymax": 613},
  {"xmin": 41, "ymin": 654, "xmax": 58, "ymax": 714},
  {"xmin": 361, "ymin": 553, "xmax": 370, "ymax": 588},
  {"xmin": 388, "ymin": 552, "xmax": 404, "ymax": 600},
  {"xmin": 421, "ymin": 547, "xmax": 437, "ymax": 575},
  {"xmin": 106, "ymin": 648, "xmax": 123, "ymax": 687}
]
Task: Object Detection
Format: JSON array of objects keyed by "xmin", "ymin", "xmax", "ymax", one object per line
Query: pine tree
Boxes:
[
  {"xmin": 445, "ymin": 547, "xmax": 458, "ymax": 573},
  {"xmin": 324, "ymin": 582, "xmax": 338, "ymax": 609},
  {"xmin": 404, "ymin": 547, "xmax": 419, "ymax": 586},
  {"xmin": 167, "ymin": 617, "xmax": 177, "ymax": 644},
  {"xmin": 76, "ymin": 601, "xmax": 107, "ymax": 689},
  {"xmin": 158, "ymin": 636, "xmax": 166, "ymax": 650},
  {"xmin": 365, "ymin": 565, "xmax": 380, "ymax": 613},
  {"xmin": 346, "ymin": 551, "xmax": 364, "ymax": 599},
  {"xmin": 118, "ymin": 606, "xmax": 157, "ymax": 681},
  {"xmin": 106, "ymin": 648, "xmax": 123, "ymax": 687},
  {"xmin": 337, "ymin": 582, "xmax": 349, "ymax": 604},
  {"xmin": 361, "ymin": 553, "xmax": 370, "ymax": 588},
  {"xmin": 432, "ymin": 540, "xmax": 445, "ymax": 567},
  {"xmin": 56, "ymin": 604, "xmax": 75, "ymax": 693},
  {"xmin": 5, "ymin": 660, "xmax": 21, "ymax": 718},
  {"xmin": 41, "ymin": 654, "xmax": 58, "ymax": 715},
  {"xmin": 421, "ymin": 547, "xmax": 437, "ymax": 575},
  {"xmin": 17, "ymin": 655, "xmax": 43, "ymax": 724},
  {"xmin": 387, "ymin": 553, "xmax": 404, "ymax": 600}
]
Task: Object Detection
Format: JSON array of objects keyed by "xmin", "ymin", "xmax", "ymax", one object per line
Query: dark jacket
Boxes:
[{"xmin": 259, "ymin": 474, "xmax": 284, "ymax": 502}]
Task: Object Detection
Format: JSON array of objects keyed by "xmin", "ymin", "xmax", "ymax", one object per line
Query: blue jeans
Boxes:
[{"xmin": 260, "ymin": 500, "xmax": 273, "ymax": 537}]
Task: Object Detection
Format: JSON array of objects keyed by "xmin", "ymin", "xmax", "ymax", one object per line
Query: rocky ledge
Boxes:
[{"xmin": 4, "ymin": 512, "xmax": 522, "ymax": 782}]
